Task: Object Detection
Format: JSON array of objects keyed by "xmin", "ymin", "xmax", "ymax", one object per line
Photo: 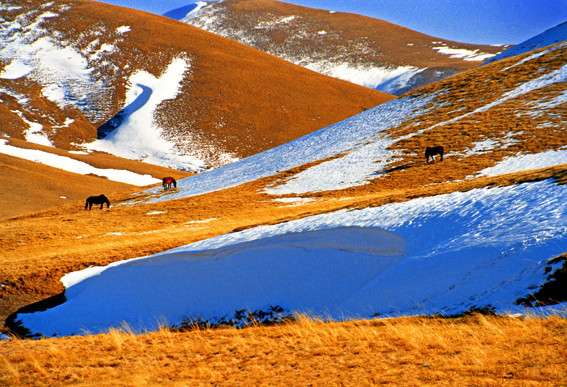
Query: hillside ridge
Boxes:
[
  {"xmin": 0, "ymin": 0, "xmax": 393, "ymax": 170},
  {"xmin": 183, "ymin": 0, "xmax": 508, "ymax": 95}
]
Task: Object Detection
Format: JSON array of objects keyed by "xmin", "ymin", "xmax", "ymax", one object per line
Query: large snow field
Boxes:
[{"xmin": 17, "ymin": 178, "xmax": 567, "ymax": 336}]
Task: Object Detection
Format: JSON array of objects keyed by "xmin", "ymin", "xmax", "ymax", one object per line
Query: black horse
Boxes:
[
  {"xmin": 85, "ymin": 194, "xmax": 110, "ymax": 210},
  {"xmin": 162, "ymin": 177, "xmax": 177, "ymax": 191},
  {"xmin": 425, "ymin": 145, "xmax": 444, "ymax": 163}
]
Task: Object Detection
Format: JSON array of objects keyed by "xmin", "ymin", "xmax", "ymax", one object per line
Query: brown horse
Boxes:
[
  {"xmin": 425, "ymin": 146, "xmax": 444, "ymax": 163},
  {"xmin": 162, "ymin": 177, "xmax": 177, "ymax": 191},
  {"xmin": 85, "ymin": 195, "xmax": 110, "ymax": 210}
]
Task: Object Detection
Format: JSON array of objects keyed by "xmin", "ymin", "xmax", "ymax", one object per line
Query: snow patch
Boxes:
[
  {"xmin": 116, "ymin": 25, "xmax": 131, "ymax": 34},
  {"xmin": 477, "ymin": 149, "xmax": 567, "ymax": 177},
  {"xmin": 433, "ymin": 46, "xmax": 495, "ymax": 61},
  {"xmin": 85, "ymin": 56, "xmax": 206, "ymax": 172},
  {"xmin": 0, "ymin": 140, "xmax": 160, "ymax": 186},
  {"xmin": 305, "ymin": 61, "xmax": 420, "ymax": 92},
  {"xmin": 0, "ymin": 60, "xmax": 34, "ymax": 79}
]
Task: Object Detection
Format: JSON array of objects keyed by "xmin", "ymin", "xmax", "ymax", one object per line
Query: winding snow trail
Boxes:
[{"xmin": 85, "ymin": 57, "xmax": 206, "ymax": 172}]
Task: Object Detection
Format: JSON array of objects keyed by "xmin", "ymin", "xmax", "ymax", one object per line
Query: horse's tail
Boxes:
[{"xmin": 172, "ymin": 178, "xmax": 177, "ymax": 188}]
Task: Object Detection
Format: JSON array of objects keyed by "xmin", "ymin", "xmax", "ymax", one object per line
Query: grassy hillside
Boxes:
[
  {"xmin": 1, "ymin": 32, "xmax": 565, "ymax": 329},
  {"xmin": 0, "ymin": 0, "xmax": 394, "ymax": 217},
  {"xmin": 0, "ymin": 9, "xmax": 566, "ymax": 385}
]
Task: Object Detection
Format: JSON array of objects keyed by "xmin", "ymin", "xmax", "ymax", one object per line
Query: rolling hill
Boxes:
[
  {"xmin": 0, "ymin": 0, "xmax": 393, "ymax": 171},
  {"xmin": 0, "ymin": 0, "xmax": 393, "ymax": 217},
  {"xmin": 2, "ymin": 23, "xmax": 566, "ymax": 337},
  {"xmin": 0, "ymin": 8, "xmax": 566, "ymax": 385},
  {"xmin": 181, "ymin": 0, "xmax": 509, "ymax": 95}
]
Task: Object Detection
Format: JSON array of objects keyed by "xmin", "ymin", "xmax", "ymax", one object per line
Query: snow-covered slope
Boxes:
[
  {"xmin": 13, "ymin": 31, "xmax": 567, "ymax": 337},
  {"xmin": 181, "ymin": 0, "xmax": 507, "ymax": 95},
  {"xmin": 484, "ymin": 21, "xmax": 567, "ymax": 65},
  {"xmin": 17, "ymin": 178, "xmax": 567, "ymax": 336}
]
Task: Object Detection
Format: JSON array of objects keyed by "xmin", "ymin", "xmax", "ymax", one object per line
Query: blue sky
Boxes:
[{"xmin": 98, "ymin": 0, "xmax": 567, "ymax": 45}]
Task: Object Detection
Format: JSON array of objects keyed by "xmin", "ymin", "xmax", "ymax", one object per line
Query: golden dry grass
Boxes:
[
  {"xmin": 1, "ymin": 6, "xmax": 566, "ymax": 385},
  {"xmin": 1, "ymin": 314, "xmax": 566, "ymax": 385}
]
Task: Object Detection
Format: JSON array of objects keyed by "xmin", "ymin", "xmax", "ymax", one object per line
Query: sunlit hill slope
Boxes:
[
  {"xmin": 0, "ymin": 0, "xmax": 392, "ymax": 169},
  {"xmin": 183, "ymin": 0, "xmax": 508, "ymax": 95},
  {"xmin": 0, "ymin": 0, "xmax": 393, "ymax": 217},
  {"xmin": 0, "ymin": 11, "xmax": 566, "ymax": 387}
]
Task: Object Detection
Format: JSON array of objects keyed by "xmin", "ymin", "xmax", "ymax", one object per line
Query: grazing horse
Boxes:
[
  {"xmin": 162, "ymin": 177, "xmax": 177, "ymax": 191},
  {"xmin": 85, "ymin": 194, "xmax": 110, "ymax": 210},
  {"xmin": 425, "ymin": 145, "xmax": 444, "ymax": 163}
]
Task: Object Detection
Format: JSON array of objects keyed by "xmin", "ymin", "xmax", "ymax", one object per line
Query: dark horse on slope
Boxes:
[
  {"xmin": 85, "ymin": 194, "xmax": 110, "ymax": 210},
  {"xmin": 162, "ymin": 177, "xmax": 177, "ymax": 191},
  {"xmin": 425, "ymin": 145, "xmax": 444, "ymax": 163}
]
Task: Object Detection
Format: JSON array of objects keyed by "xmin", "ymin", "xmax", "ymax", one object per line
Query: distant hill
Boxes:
[{"xmin": 182, "ymin": 0, "xmax": 508, "ymax": 95}]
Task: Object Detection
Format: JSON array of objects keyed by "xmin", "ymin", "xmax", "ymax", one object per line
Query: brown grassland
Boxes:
[
  {"xmin": 1, "ymin": 314, "xmax": 566, "ymax": 385},
  {"xmin": 1, "ymin": 159, "xmax": 566, "ymax": 385},
  {"xmin": 1, "ymin": 9, "xmax": 567, "ymax": 386}
]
